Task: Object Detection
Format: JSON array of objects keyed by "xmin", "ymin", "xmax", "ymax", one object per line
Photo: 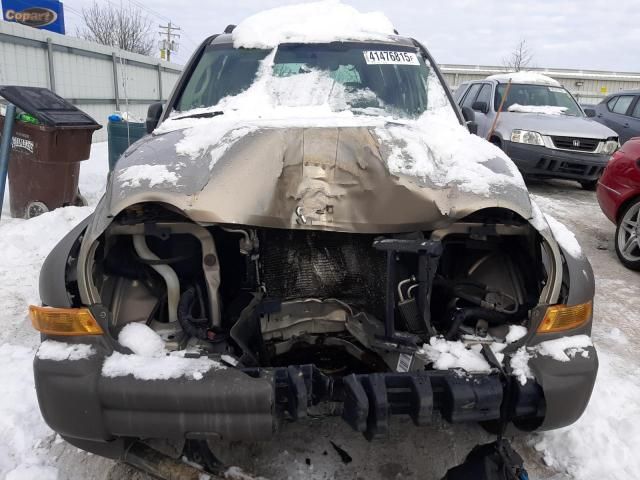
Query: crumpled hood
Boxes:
[
  {"xmin": 95, "ymin": 122, "xmax": 534, "ymax": 234},
  {"xmin": 497, "ymin": 112, "xmax": 618, "ymax": 139}
]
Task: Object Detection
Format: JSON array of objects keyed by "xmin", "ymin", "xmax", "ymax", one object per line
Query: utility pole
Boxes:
[{"xmin": 158, "ymin": 21, "xmax": 180, "ymax": 62}]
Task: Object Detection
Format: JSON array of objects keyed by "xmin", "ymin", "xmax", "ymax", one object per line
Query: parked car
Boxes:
[
  {"xmin": 454, "ymin": 72, "xmax": 619, "ymax": 190},
  {"xmin": 30, "ymin": 10, "xmax": 598, "ymax": 476},
  {"xmin": 585, "ymin": 90, "xmax": 640, "ymax": 145},
  {"xmin": 597, "ymin": 137, "xmax": 640, "ymax": 270}
]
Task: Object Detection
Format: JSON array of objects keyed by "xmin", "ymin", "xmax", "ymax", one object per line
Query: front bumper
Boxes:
[
  {"xmin": 503, "ymin": 140, "xmax": 609, "ymax": 181},
  {"xmin": 34, "ymin": 338, "xmax": 597, "ymax": 455}
]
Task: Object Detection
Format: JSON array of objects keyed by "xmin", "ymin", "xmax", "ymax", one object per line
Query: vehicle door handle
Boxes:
[
  {"xmin": 624, "ymin": 123, "xmax": 630, "ymax": 128},
  {"xmin": 597, "ymin": 114, "xmax": 603, "ymax": 118}
]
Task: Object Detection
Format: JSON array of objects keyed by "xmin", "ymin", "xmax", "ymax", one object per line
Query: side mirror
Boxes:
[
  {"xmin": 146, "ymin": 102, "xmax": 164, "ymax": 133},
  {"xmin": 461, "ymin": 107, "xmax": 478, "ymax": 135},
  {"xmin": 461, "ymin": 106, "xmax": 475, "ymax": 123},
  {"xmin": 584, "ymin": 108, "xmax": 596, "ymax": 118},
  {"xmin": 472, "ymin": 101, "xmax": 489, "ymax": 114}
]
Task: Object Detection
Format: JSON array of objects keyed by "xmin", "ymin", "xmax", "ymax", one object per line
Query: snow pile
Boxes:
[
  {"xmin": 508, "ymin": 104, "xmax": 568, "ymax": 115},
  {"xmin": 232, "ymin": 0, "xmax": 395, "ymax": 49},
  {"xmin": 78, "ymin": 141, "xmax": 109, "ymax": 206},
  {"xmin": 118, "ymin": 322, "xmax": 166, "ymax": 357},
  {"xmin": 528, "ymin": 198, "xmax": 550, "ymax": 232},
  {"xmin": 117, "ymin": 164, "xmax": 179, "ymax": 188},
  {"xmin": 510, "ymin": 347, "xmax": 534, "ymax": 385},
  {"xmin": 506, "ymin": 325, "xmax": 528, "ymax": 343},
  {"xmin": 536, "ymin": 334, "xmax": 593, "ymax": 362},
  {"xmin": 544, "ymin": 213, "xmax": 584, "ymax": 258},
  {"xmin": 0, "ymin": 207, "xmax": 94, "ymax": 344},
  {"xmin": 104, "ymin": 323, "xmax": 223, "ymax": 380},
  {"xmin": 158, "ymin": 53, "xmax": 387, "ymax": 165},
  {"xmin": 420, "ymin": 336, "xmax": 506, "ymax": 373},
  {"xmin": 377, "ymin": 113, "xmax": 525, "ymax": 197},
  {"xmin": 36, "ymin": 340, "xmax": 95, "ymax": 361},
  {"xmin": 486, "ymin": 71, "xmax": 561, "ymax": 87},
  {"xmin": 534, "ymin": 350, "xmax": 640, "ymax": 479},
  {"xmin": 156, "ymin": 42, "xmax": 525, "ymax": 201},
  {"xmin": 102, "ymin": 350, "xmax": 224, "ymax": 381},
  {"xmin": 0, "ymin": 344, "xmax": 57, "ymax": 478},
  {"xmin": 0, "ymin": 144, "xmax": 108, "ymax": 478},
  {"xmin": 225, "ymin": 466, "xmax": 268, "ymax": 480},
  {"xmin": 176, "ymin": 125, "xmax": 258, "ymax": 169},
  {"xmin": 509, "ymin": 335, "xmax": 593, "ymax": 385}
]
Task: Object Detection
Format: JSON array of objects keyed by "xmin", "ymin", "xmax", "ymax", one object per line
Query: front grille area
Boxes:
[
  {"xmin": 260, "ymin": 229, "xmax": 387, "ymax": 319},
  {"xmin": 551, "ymin": 136, "xmax": 600, "ymax": 152},
  {"xmin": 535, "ymin": 158, "xmax": 602, "ymax": 177}
]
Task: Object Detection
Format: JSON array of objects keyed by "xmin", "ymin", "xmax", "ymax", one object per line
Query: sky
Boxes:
[{"xmin": 58, "ymin": 0, "xmax": 640, "ymax": 72}]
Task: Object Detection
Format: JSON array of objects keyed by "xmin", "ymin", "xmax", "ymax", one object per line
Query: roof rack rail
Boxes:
[{"xmin": 224, "ymin": 24, "xmax": 236, "ymax": 34}]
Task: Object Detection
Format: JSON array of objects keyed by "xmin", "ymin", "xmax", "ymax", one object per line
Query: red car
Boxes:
[{"xmin": 597, "ymin": 137, "xmax": 640, "ymax": 270}]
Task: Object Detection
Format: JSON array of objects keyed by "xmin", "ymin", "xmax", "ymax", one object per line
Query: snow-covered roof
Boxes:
[
  {"xmin": 232, "ymin": 0, "xmax": 396, "ymax": 49},
  {"xmin": 486, "ymin": 71, "xmax": 561, "ymax": 87}
]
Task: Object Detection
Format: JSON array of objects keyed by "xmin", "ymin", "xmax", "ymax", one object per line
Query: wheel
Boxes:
[
  {"xmin": 615, "ymin": 198, "xmax": 640, "ymax": 271},
  {"xmin": 580, "ymin": 179, "xmax": 598, "ymax": 191},
  {"xmin": 25, "ymin": 201, "xmax": 49, "ymax": 219}
]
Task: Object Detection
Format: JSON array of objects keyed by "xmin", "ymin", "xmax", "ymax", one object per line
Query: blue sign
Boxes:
[{"xmin": 2, "ymin": 0, "xmax": 65, "ymax": 34}]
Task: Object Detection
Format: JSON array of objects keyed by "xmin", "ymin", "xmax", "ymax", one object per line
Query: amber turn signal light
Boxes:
[
  {"xmin": 29, "ymin": 306, "xmax": 104, "ymax": 336},
  {"xmin": 537, "ymin": 301, "xmax": 592, "ymax": 333}
]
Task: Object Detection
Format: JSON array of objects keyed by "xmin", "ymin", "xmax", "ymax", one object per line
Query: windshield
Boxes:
[
  {"xmin": 495, "ymin": 83, "xmax": 582, "ymax": 116},
  {"xmin": 176, "ymin": 42, "xmax": 456, "ymax": 120}
]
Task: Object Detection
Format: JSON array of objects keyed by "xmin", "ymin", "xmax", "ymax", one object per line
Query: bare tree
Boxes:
[
  {"xmin": 503, "ymin": 40, "xmax": 534, "ymax": 72},
  {"xmin": 77, "ymin": 2, "xmax": 155, "ymax": 56}
]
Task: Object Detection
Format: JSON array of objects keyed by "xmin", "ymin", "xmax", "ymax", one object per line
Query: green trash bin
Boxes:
[{"xmin": 107, "ymin": 120, "xmax": 147, "ymax": 171}]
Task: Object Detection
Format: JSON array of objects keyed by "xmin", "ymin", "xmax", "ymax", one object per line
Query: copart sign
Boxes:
[{"xmin": 2, "ymin": 0, "xmax": 65, "ymax": 34}]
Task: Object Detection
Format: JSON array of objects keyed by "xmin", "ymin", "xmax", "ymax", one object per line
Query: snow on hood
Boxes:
[
  {"xmin": 231, "ymin": 0, "xmax": 395, "ymax": 49},
  {"xmin": 92, "ymin": 45, "xmax": 550, "ymax": 239},
  {"xmin": 507, "ymin": 103, "xmax": 568, "ymax": 115},
  {"xmin": 496, "ymin": 110, "xmax": 617, "ymax": 138},
  {"xmin": 486, "ymin": 71, "xmax": 561, "ymax": 86},
  {"xmin": 153, "ymin": 51, "xmax": 526, "ymax": 203}
]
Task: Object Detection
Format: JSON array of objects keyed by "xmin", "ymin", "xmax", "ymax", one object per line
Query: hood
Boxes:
[
  {"xmin": 497, "ymin": 112, "xmax": 618, "ymax": 139},
  {"xmin": 92, "ymin": 122, "xmax": 533, "ymax": 235}
]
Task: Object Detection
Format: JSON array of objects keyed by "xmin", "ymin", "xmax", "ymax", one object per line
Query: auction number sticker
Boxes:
[{"xmin": 363, "ymin": 50, "xmax": 420, "ymax": 65}]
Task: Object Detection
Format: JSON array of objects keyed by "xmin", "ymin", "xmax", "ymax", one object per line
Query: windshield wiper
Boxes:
[{"xmin": 174, "ymin": 111, "xmax": 224, "ymax": 120}]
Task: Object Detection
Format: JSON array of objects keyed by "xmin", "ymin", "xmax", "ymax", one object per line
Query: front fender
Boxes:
[{"xmin": 39, "ymin": 215, "xmax": 93, "ymax": 308}]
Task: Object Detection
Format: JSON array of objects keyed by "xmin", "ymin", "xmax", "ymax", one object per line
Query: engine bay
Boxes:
[{"xmin": 85, "ymin": 203, "xmax": 547, "ymax": 376}]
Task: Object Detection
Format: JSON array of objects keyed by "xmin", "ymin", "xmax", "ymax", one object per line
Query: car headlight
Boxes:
[
  {"xmin": 511, "ymin": 129, "xmax": 544, "ymax": 146},
  {"xmin": 602, "ymin": 140, "xmax": 619, "ymax": 155}
]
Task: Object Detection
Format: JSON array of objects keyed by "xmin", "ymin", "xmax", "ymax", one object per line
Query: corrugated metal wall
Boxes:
[
  {"xmin": 0, "ymin": 21, "xmax": 183, "ymax": 141},
  {"xmin": 440, "ymin": 65, "xmax": 640, "ymax": 105}
]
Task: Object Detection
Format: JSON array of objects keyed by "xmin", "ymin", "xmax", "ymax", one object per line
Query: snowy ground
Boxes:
[{"xmin": 0, "ymin": 143, "xmax": 638, "ymax": 479}]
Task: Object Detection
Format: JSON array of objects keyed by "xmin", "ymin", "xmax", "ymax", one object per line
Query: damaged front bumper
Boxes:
[{"xmin": 34, "ymin": 336, "xmax": 596, "ymax": 455}]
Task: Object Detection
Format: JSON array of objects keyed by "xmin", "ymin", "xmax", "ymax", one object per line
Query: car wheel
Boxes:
[
  {"xmin": 25, "ymin": 201, "xmax": 49, "ymax": 219},
  {"xmin": 615, "ymin": 198, "xmax": 640, "ymax": 271},
  {"xmin": 580, "ymin": 180, "xmax": 598, "ymax": 191}
]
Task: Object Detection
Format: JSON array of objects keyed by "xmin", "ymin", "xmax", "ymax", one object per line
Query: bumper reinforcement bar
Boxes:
[{"xmin": 245, "ymin": 365, "xmax": 544, "ymax": 440}]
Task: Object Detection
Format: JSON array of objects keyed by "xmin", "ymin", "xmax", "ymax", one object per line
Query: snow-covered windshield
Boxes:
[
  {"xmin": 495, "ymin": 83, "xmax": 582, "ymax": 116},
  {"xmin": 176, "ymin": 42, "xmax": 456, "ymax": 120}
]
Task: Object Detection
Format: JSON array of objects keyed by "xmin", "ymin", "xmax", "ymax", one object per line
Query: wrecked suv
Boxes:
[{"xmin": 31, "ymin": 16, "xmax": 597, "ymax": 476}]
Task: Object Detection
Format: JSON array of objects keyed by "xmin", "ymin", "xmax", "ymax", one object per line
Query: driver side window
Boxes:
[
  {"xmin": 475, "ymin": 84, "xmax": 491, "ymax": 108},
  {"xmin": 461, "ymin": 84, "xmax": 481, "ymax": 109}
]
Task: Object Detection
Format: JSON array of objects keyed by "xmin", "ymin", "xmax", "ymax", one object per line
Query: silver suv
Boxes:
[{"xmin": 454, "ymin": 73, "xmax": 619, "ymax": 190}]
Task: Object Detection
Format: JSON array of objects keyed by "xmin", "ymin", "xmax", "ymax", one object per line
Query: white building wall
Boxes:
[
  {"xmin": 441, "ymin": 65, "xmax": 640, "ymax": 105},
  {"xmin": 0, "ymin": 21, "xmax": 183, "ymax": 141}
]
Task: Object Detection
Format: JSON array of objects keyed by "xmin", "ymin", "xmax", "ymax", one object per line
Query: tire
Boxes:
[
  {"xmin": 25, "ymin": 201, "xmax": 49, "ymax": 219},
  {"xmin": 615, "ymin": 198, "xmax": 640, "ymax": 271},
  {"xmin": 580, "ymin": 179, "xmax": 598, "ymax": 191}
]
